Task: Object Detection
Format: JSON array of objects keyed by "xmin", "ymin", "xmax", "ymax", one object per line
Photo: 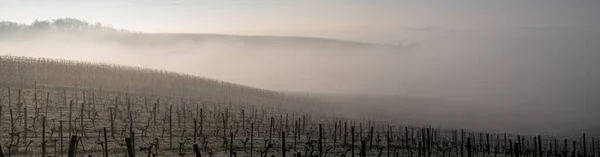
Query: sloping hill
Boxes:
[
  {"xmin": 0, "ymin": 56, "xmax": 334, "ymax": 114},
  {"xmin": 0, "ymin": 56, "xmax": 351, "ymax": 156}
]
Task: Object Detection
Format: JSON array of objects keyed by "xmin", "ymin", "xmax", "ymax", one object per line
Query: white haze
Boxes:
[{"xmin": 1, "ymin": 26, "xmax": 600, "ymax": 135}]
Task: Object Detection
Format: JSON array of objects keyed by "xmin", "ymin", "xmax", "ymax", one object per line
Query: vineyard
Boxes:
[{"xmin": 0, "ymin": 56, "xmax": 598, "ymax": 157}]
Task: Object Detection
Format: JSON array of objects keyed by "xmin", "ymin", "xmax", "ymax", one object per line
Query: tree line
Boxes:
[{"xmin": 0, "ymin": 18, "xmax": 129, "ymax": 34}]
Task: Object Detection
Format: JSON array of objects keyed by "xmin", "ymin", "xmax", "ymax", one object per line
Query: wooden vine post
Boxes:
[
  {"xmin": 104, "ymin": 128, "xmax": 109, "ymax": 157},
  {"xmin": 42, "ymin": 116, "xmax": 46, "ymax": 157},
  {"xmin": 68, "ymin": 135, "xmax": 78, "ymax": 157},
  {"xmin": 282, "ymin": 131, "xmax": 286, "ymax": 157},
  {"xmin": 319, "ymin": 124, "xmax": 323, "ymax": 156}
]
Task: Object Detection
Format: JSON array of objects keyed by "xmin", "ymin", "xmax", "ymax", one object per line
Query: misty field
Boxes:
[{"xmin": 0, "ymin": 56, "xmax": 598, "ymax": 157}]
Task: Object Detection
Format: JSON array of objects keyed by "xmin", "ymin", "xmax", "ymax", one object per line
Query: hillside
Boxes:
[
  {"xmin": 0, "ymin": 58, "xmax": 592, "ymax": 156},
  {"xmin": 0, "ymin": 56, "xmax": 337, "ymax": 115},
  {"xmin": 0, "ymin": 56, "xmax": 350, "ymax": 156}
]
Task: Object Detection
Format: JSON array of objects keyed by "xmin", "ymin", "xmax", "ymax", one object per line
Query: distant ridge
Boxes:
[{"xmin": 0, "ymin": 18, "xmax": 401, "ymax": 50}]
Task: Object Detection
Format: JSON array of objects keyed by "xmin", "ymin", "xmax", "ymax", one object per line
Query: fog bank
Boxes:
[{"xmin": 2, "ymin": 27, "xmax": 600, "ymax": 135}]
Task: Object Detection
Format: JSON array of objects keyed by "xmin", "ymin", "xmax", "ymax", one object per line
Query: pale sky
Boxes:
[{"xmin": 1, "ymin": 0, "xmax": 599, "ymax": 43}]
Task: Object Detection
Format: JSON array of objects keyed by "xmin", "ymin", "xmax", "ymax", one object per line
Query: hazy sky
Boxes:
[{"xmin": 2, "ymin": 0, "xmax": 599, "ymax": 43}]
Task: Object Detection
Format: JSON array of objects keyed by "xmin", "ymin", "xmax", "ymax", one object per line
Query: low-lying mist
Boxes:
[
  {"xmin": 1, "ymin": 31, "xmax": 404, "ymax": 93},
  {"xmin": 2, "ymin": 26, "xmax": 599, "ymax": 136}
]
